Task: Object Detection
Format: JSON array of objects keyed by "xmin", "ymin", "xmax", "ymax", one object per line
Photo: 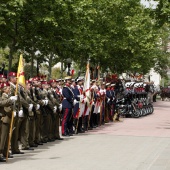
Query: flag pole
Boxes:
[{"xmin": 6, "ymin": 75, "xmax": 19, "ymax": 162}]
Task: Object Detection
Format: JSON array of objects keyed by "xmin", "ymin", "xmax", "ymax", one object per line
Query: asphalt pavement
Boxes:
[{"xmin": 1, "ymin": 100, "xmax": 170, "ymax": 170}]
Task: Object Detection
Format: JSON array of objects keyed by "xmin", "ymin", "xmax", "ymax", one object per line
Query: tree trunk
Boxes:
[
  {"xmin": 37, "ymin": 59, "xmax": 39, "ymax": 76},
  {"xmin": 30, "ymin": 54, "xmax": 34, "ymax": 78},
  {"xmin": 48, "ymin": 54, "xmax": 53, "ymax": 80},
  {"xmin": 61, "ymin": 60, "xmax": 64, "ymax": 79},
  {"xmin": 8, "ymin": 45, "xmax": 14, "ymax": 74}
]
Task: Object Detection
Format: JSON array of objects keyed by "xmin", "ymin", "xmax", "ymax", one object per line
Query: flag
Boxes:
[
  {"xmin": 83, "ymin": 60, "xmax": 91, "ymax": 102},
  {"xmin": 17, "ymin": 54, "xmax": 26, "ymax": 88}
]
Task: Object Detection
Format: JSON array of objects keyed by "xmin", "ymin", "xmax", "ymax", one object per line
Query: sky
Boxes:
[{"xmin": 140, "ymin": 0, "xmax": 158, "ymax": 8}]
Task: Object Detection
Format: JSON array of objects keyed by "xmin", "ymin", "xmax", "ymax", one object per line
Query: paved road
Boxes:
[{"xmin": 1, "ymin": 100, "xmax": 170, "ymax": 170}]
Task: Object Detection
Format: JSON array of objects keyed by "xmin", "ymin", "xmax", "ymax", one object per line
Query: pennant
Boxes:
[{"xmin": 17, "ymin": 54, "xmax": 26, "ymax": 88}]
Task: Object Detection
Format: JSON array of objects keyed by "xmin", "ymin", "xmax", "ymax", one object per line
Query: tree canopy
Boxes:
[{"xmin": 0, "ymin": 0, "xmax": 169, "ymax": 78}]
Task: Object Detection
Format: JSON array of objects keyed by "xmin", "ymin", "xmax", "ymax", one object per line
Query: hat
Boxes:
[
  {"xmin": 32, "ymin": 77, "xmax": 40, "ymax": 81},
  {"xmin": 41, "ymin": 81, "xmax": 49, "ymax": 85},
  {"xmin": 56, "ymin": 79, "xmax": 61, "ymax": 82},
  {"xmin": 0, "ymin": 74, "xmax": 7, "ymax": 79},
  {"xmin": 92, "ymin": 79, "xmax": 96, "ymax": 83},
  {"xmin": 111, "ymin": 84, "xmax": 115, "ymax": 87},
  {"xmin": 8, "ymin": 72, "xmax": 17, "ymax": 77},
  {"xmin": 1, "ymin": 82, "xmax": 10, "ymax": 88},
  {"xmin": 76, "ymin": 77, "xmax": 83, "ymax": 82},
  {"xmin": 106, "ymin": 83, "xmax": 110, "ymax": 86},
  {"xmin": 64, "ymin": 76, "xmax": 72, "ymax": 80},
  {"xmin": 49, "ymin": 79, "xmax": 56, "ymax": 84},
  {"xmin": 26, "ymin": 80, "xmax": 31, "ymax": 84}
]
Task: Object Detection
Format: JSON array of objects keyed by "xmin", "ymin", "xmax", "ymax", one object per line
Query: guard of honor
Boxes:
[{"xmin": 0, "ymin": 72, "xmax": 125, "ymax": 162}]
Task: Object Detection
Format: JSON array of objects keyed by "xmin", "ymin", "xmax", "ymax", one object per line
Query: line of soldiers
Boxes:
[{"xmin": 0, "ymin": 73, "xmax": 117, "ymax": 162}]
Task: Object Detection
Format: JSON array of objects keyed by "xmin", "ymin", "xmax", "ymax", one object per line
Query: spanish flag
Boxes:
[{"xmin": 17, "ymin": 54, "xmax": 26, "ymax": 88}]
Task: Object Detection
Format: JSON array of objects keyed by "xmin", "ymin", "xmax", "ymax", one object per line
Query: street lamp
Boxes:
[{"xmin": 66, "ymin": 58, "xmax": 72, "ymax": 76}]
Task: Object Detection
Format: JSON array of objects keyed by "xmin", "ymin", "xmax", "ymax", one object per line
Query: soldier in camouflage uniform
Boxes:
[
  {"xmin": 0, "ymin": 82, "xmax": 17, "ymax": 162},
  {"xmin": 48, "ymin": 79, "xmax": 63, "ymax": 140}
]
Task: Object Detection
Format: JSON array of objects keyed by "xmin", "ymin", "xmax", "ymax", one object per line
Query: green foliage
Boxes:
[
  {"xmin": 0, "ymin": 0, "xmax": 169, "ymax": 78},
  {"xmin": 24, "ymin": 64, "xmax": 37, "ymax": 80},
  {"xmin": 52, "ymin": 67, "xmax": 66, "ymax": 79}
]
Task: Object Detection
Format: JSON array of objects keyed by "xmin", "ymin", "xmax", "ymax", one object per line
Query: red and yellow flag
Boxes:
[{"xmin": 17, "ymin": 54, "xmax": 26, "ymax": 88}]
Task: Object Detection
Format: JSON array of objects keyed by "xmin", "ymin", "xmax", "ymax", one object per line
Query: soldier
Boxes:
[
  {"xmin": 73, "ymin": 78, "xmax": 85, "ymax": 133},
  {"xmin": 25, "ymin": 80, "xmax": 39, "ymax": 147},
  {"xmin": 48, "ymin": 79, "xmax": 63, "ymax": 140},
  {"xmin": 41, "ymin": 81, "xmax": 54, "ymax": 142},
  {"xmin": 18, "ymin": 83, "xmax": 36, "ymax": 150},
  {"xmin": 8, "ymin": 72, "xmax": 24, "ymax": 154},
  {"xmin": 105, "ymin": 83, "xmax": 112, "ymax": 122},
  {"xmin": 31, "ymin": 77, "xmax": 44, "ymax": 145},
  {"xmin": 100, "ymin": 82, "xmax": 106, "ymax": 125},
  {"xmin": 0, "ymin": 74, "xmax": 7, "ymax": 83},
  {"xmin": 0, "ymin": 82, "xmax": 17, "ymax": 162},
  {"xmin": 62, "ymin": 76, "xmax": 74, "ymax": 136},
  {"xmin": 93, "ymin": 84, "xmax": 101, "ymax": 127}
]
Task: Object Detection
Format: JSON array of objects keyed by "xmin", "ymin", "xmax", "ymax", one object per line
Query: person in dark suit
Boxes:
[{"xmin": 62, "ymin": 76, "xmax": 74, "ymax": 136}]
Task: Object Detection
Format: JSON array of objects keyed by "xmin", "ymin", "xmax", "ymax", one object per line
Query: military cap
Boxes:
[
  {"xmin": 32, "ymin": 76, "xmax": 40, "ymax": 81},
  {"xmin": 49, "ymin": 79, "xmax": 56, "ymax": 84},
  {"xmin": 105, "ymin": 83, "xmax": 111, "ymax": 86},
  {"xmin": 56, "ymin": 79, "xmax": 61, "ymax": 82},
  {"xmin": 111, "ymin": 83, "xmax": 115, "ymax": 87},
  {"xmin": 26, "ymin": 80, "xmax": 32, "ymax": 84},
  {"xmin": 41, "ymin": 81, "xmax": 49, "ymax": 85},
  {"xmin": 64, "ymin": 76, "xmax": 72, "ymax": 80},
  {"xmin": 0, "ymin": 74, "xmax": 7, "ymax": 79},
  {"xmin": 1, "ymin": 82, "xmax": 10, "ymax": 88},
  {"xmin": 8, "ymin": 72, "xmax": 17, "ymax": 77},
  {"xmin": 76, "ymin": 77, "xmax": 83, "ymax": 82}
]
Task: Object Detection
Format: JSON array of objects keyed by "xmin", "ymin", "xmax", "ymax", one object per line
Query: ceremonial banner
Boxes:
[
  {"xmin": 17, "ymin": 54, "xmax": 26, "ymax": 88},
  {"xmin": 83, "ymin": 61, "xmax": 90, "ymax": 99},
  {"xmin": 6, "ymin": 54, "xmax": 25, "ymax": 162}
]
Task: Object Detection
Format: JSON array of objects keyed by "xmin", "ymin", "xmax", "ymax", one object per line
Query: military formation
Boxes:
[{"xmin": 0, "ymin": 71, "xmax": 155, "ymax": 162}]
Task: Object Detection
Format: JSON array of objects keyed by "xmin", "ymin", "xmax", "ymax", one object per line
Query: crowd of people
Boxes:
[{"xmin": 0, "ymin": 72, "xmax": 121, "ymax": 162}]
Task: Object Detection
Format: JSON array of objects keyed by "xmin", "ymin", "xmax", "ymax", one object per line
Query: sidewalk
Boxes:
[{"xmin": 1, "ymin": 101, "xmax": 170, "ymax": 170}]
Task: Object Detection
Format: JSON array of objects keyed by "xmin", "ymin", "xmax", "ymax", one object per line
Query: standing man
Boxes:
[
  {"xmin": 0, "ymin": 82, "xmax": 17, "ymax": 162},
  {"xmin": 62, "ymin": 76, "xmax": 74, "ymax": 136},
  {"xmin": 48, "ymin": 79, "xmax": 63, "ymax": 140},
  {"xmin": 8, "ymin": 72, "xmax": 24, "ymax": 154}
]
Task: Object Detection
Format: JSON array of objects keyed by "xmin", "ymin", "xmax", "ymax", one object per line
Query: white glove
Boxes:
[
  {"xmin": 28, "ymin": 104, "xmax": 33, "ymax": 112},
  {"xmin": 44, "ymin": 100, "xmax": 48, "ymax": 105},
  {"xmin": 42, "ymin": 100, "xmax": 48, "ymax": 105},
  {"xmin": 36, "ymin": 104, "xmax": 40, "ymax": 110},
  {"xmin": 10, "ymin": 95, "xmax": 18, "ymax": 102},
  {"xmin": 53, "ymin": 106, "xmax": 57, "ymax": 113},
  {"xmin": 79, "ymin": 95, "xmax": 84, "ymax": 100},
  {"xmin": 13, "ymin": 111, "xmax": 16, "ymax": 117},
  {"xmin": 107, "ymin": 98, "xmax": 110, "ymax": 103},
  {"xmin": 73, "ymin": 99, "xmax": 78, "ymax": 105},
  {"xmin": 59, "ymin": 104, "xmax": 62, "ymax": 112},
  {"xmin": 18, "ymin": 110, "xmax": 24, "ymax": 117},
  {"xmin": 42, "ymin": 100, "xmax": 46, "ymax": 105}
]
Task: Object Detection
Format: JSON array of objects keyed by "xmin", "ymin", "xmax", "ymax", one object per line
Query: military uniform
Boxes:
[
  {"xmin": 62, "ymin": 77, "xmax": 74, "ymax": 136},
  {"xmin": 41, "ymin": 81, "xmax": 54, "ymax": 142},
  {"xmin": 31, "ymin": 85, "xmax": 43, "ymax": 145},
  {"xmin": 25, "ymin": 80, "xmax": 38, "ymax": 147},
  {"xmin": 0, "ymin": 82, "xmax": 17, "ymax": 162},
  {"xmin": 48, "ymin": 79, "xmax": 61, "ymax": 140}
]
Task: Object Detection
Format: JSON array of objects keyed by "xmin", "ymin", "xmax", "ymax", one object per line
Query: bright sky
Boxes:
[{"xmin": 140, "ymin": 0, "xmax": 158, "ymax": 8}]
